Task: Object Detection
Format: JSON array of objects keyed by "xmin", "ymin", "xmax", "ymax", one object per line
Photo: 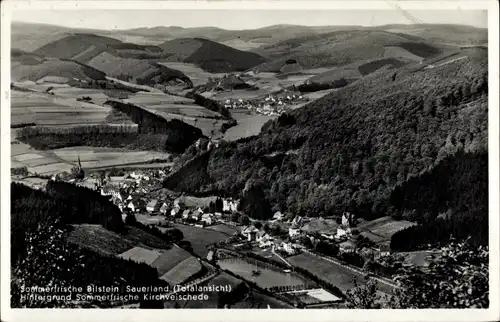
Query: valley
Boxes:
[{"xmin": 9, "ymin": 20, "xmax": 489, "ymax": 311}]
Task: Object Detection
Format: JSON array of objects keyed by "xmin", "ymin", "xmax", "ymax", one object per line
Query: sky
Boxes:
[{"xmin": 12, "ymin": 9, "xmax": 488, "ymax": 30}]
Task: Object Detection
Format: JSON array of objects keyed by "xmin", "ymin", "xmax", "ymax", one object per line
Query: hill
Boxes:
[
  {"xmin": 11, "ymin": 54, "xmax": 106, "ymax": 82},
  {"xmin": 251, "ymin": 30, "xmax": 446, "ymax": 73},
  {"xmin": 164, "ymin": 48, "xmax": 488, "ymax": 243},
  {"xmin": 24, "ymin": 34, "xmax": 193, "ymax": 87},
  {"xmin": 158, "ymin": 38, "xmax": 267, "ymax": 72}
]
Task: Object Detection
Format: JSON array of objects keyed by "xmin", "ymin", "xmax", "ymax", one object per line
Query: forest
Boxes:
[
  {"xmin": 166, "ymin": 51, "xmax": 488, "ymax": 246},
  {"xmin": 389, "ymin": 150, "xmax": 488, "ymax": 250},
  {"xmin": 18, "ymin": 100, "xmax": 205, "ymax": 153},
  {"xmin": 10, "ymin": 182, "xmax": 173, "ymax": 308}
]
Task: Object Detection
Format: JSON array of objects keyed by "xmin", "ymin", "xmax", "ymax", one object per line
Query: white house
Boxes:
[
  {"xmin": 127, "ymin": 201, "xmax": 136, "ymax": 213},
  {"xmin": 259, "ymin": 234, "xmax": 274, "ymax": 248},
  {"xmin": 170, "ymin": 207, "xmax": 181, "ymax": 217},
  {"xmin": 127, "ymin": 194, "xmax": 133, "ymax": 201},
  {"xmin": 281, "ymin": 242, "xmax": 297, "ymax": 255},
  {"xmin": 289, "ymin": 226, "xmax": 301, "ymax": 238},
  {"xmin": 223, "ymin": 199, "xmax": 239, "ymax": 213},
  {"xmin": 201, "ymin": 213, "xmax": 214, "ymax": 225},
  {"xmin": 191, "ymin": 210, "xmax": 203, "ymax": 221},
  {"xmin": 335, "ymin": 226, "xmax": 352, "ymax": 239},
  {"xmin": 159, "ymin": 203, "xmax": 169, "ymax": 215},
  {"xmin": 273, "ymin": 212, "xmax": 284, "ymax": 221},
  {"xmin": 146, "ymin": 199, "xmax": 159, "ymax": 213},
  {"xmin": 241, "ymin": 226, "xmax": 259, "ymax": 241},
  {"xmin": 182, "ymin": 209, "xmax": 191, "ymax": 220},
  {"xmin": 341, "ymin": 212, "xmax": 355, "ymax": 227},
  {"xmin": 339, "ymin": 240, "xmax": 356, "ymax": 254}
]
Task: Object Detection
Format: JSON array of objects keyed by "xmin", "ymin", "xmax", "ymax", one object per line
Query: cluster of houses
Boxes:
[
  {"xmin": 240, "ymin": 225, "xmax": 300, "ymax": 256},
  {"xmin": 238, "ymin": 211, "xmax": 392, "ymax": 259},
  {"xmin": 222, "ymin": 92, "xmax": 307, "ymax": 116}
]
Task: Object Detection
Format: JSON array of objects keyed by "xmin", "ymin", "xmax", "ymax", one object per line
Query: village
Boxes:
[
  {"xmin": 222, "ymin": 91, "xmax": 308, "ymax": 116},
  {"xmin": 60, "ymin": 165, "xmax": 410, "ymax": 271}
]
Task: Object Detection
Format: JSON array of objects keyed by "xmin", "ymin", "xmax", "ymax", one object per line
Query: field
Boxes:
[
  {"xmin": 50, "ymin": 87, "xmax": 110, "ymax": 106},
  {"xmin": 356, "ymin": 216, "xmax": 416, "ymax": 244},
  {"xmin": 158, "ymin": 62, "xmax": 225, "ymax": 87},
  {"xmin": 11, "ymin": 90, "xmax": 111, "ymax": 126},
  {"xmin": 11, "ymin": 143, "xmax": 170, "ymax": 175},
  {"xmin": 67, "ymin": 224, "xmax": 171, "ymax": 255},
  {"xmin": 217, "ymin": 257, "xmax": 312, "ymax": 289},
  {"xmin": 53, "ymin": 146, "xmax": 171, "ymax": 169},
  {"xmin": 151, "ymin": 246, "xmax": 193, "ymax": 275},
  {"xmin": 223, "ymin": 110, "xmax": 274, "ymax": 141},
  {"xmin": 119, "ymin": 246, "xmax": 163, "ymax": 265},
  {"xmin": 159, "ymin": 256, "xmax": 203, "ymax": 285},
  {"xmin": 287, "ymin": 253, "xmax": 368, "ymax": 292},
  {"xmin": 206, "ymin": 223, "xmax": 239, "ymax": 236},
  {"xmin": 172, "ymin": 224, "xmax": 231, "ymax": 257},
  {"xmin": 174, "ymin": 195, "xmax": 219, "ymax": 209}
]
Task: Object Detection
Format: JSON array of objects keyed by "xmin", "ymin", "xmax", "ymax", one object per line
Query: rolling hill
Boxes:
[
  {"xmin": 158, "ymin": 38, "xmax": 267, "ymax": 72},
  {"xmin": 250, "ymin": 30, "xmax": 445, "ymax": 72},
  {"xmin": 19, "ymin": 34, "xmax": 193, "ymax": 86},
  {"xmin": 11, "ymin": 51, "xmax": 107, "ymax": 83}
]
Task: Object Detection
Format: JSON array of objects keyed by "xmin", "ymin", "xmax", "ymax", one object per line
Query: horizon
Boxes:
[{"xmin": 12, "ymin": 9, "xmax": 488, "ymax": 31}]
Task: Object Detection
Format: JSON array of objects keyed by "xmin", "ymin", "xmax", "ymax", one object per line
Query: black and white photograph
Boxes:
[{"xmin": 0, "ymin": 1, "xmax": 498, "ymax": 321}]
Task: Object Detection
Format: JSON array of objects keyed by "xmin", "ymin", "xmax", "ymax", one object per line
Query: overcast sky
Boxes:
[{"xmin": 12, "ymin": 9, "xmax": 487, "ymax": 30}]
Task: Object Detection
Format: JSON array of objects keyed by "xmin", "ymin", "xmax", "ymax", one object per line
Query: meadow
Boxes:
[
  {"xmin": 159, "ymin": 256, "xmax": 203, "ymax": 285},
  {"xmin": 223, "ymin": 110, "xmax": 274, "ymax": 141},
  {"xmin": 53, "ymin": 146, "xmax": 171, "ymax": 169},
  {"xmin": 172, "ymin": 224, "xmax": 231, "ymax": 258},
  {"xmin": 158, "ymin": 62, "xmax": 226, "ymax": 87},
  {"xmin": 287, "ymin": 253, "xmax": 368, "ymax": 292},
  {"xmin": 11, "ymin": 90, "xmax": 111, "ymax": 126}
]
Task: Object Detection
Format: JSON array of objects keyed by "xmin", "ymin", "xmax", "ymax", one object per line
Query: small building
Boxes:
[
  {"xmin": 241, "ymin": 226, "xmax": 259, "ymax": 241},
  {"xmin": 258, "ymin": 234, "xmax": 274, "ymax": 248},
  {"xmin": 201, "ymin": 213, "xmax": 214, "ymax": 225},
  {"xmin": 291, "ymin": 215, "xmax": 303, "ymax": 226},
  {"xmin": 273, "ymin": 211, "xmax": 284, "ymax": 221},
  {"xmin": 146, "ymin": 199, "xmax": 159, "ymax": 213},
  {"xmin": 191, "ymin": 210, "xmax": 203, "ymax": 221},
  {"xmin": 289, "ymin": 226, "xmax": 301, "ymax": 238},
  {"xmin": 159, "ymin": 203, "xmax": 169, "ymax": 215},
  {"xmin": 171, "ymin": 207, "xmax": 181, "ymax": 217},
  {"xmin": 223, "ymin": 199, "xmax": 239, "ymax": 213},
  {"xmin": 127, "ymin": 201, "xmax": 136, "ymax": 213},
  {"xmin": 341, "ymin": 212, "xmax": 356, "ymax": 227},
  {"xmin": 335, "ymin": 226, "xmax": 351, "ymax": 240},
  {"xmin": 182, "ymin": 209, "xmax": 191, "ymax": 220},
  {"xmin": 339, "ymin": 240, "xmax": 356, "ymax": 254}
]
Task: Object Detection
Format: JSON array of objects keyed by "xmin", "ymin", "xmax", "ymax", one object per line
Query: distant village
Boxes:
[{"xmin": 223, "ymin": 92, "xmax": 308, "ymax": 116}]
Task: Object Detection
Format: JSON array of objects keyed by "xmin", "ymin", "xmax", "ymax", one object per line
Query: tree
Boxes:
[
  {"xmin": 392, "ymin": 241, "xmax": 488, "ymax": 308},
  {"xmin": 254, "ymin": 221, "xmax": 262, "ymax": 229},
  {"xmin": 230, "ymin": 212, "xmax": 242, "ymax": 223},
  {"xmin": 239, "ymin": 215, "xmax": 251, "ymax": 226},
  {"xmin": 345, "ymin": 278, "xmax": 386, "ymax": 309},
  {"xmin": 125, "ymin": 213, "xmax": 137, "ymax": 226}
]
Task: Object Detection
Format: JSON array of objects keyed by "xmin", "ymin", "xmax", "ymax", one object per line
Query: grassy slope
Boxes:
[
  {"xmin": 251, "ymin": 30, "xmax": 443, "ymax": 72},
  {"xmin": 67, "ymin": 224, "xmax": 172, "ymax": 255}
]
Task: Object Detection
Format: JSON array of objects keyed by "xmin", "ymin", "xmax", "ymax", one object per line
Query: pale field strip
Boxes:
[
  {"xmin": 159, "ymin": 257, "xmax": 203, "ymax": 285},
  {"xmin": 119, "ymin": 246, "xmax": 162, "ymax": 265}
]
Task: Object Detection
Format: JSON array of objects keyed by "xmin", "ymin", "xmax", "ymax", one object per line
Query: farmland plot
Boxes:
[
  {"xmin": 223, "ymin": 110, "xmax": 274, "ymax": 141},
  {"xmin": 11, "ymin": 90, "xmax": 110, "ymax": 126},
  {"xmin": 172, "ymin": 224, "xmax": 231, "ymax": 258},
  {"xmin": 158, "ymin": 62, "xmax": 225, "ymax": 87},
  {"xmin": 159, "ymin": 257, "xmax": 203, "ymax": 285},
  {"xmin": 53, "ymin": 146, "xmax": 171, "ymax": 169}
]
